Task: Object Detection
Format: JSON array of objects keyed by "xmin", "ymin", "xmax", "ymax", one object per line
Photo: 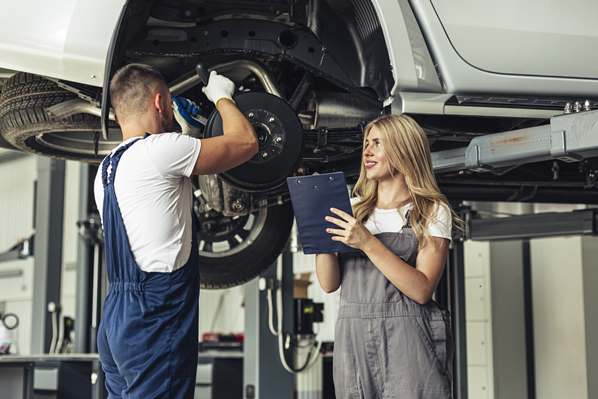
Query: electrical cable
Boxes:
[
  {"xmin": 48, "ymin": 303, "xmax": 58, "ymax": 354},
  {"xmin": 273, "ymin": 255, "xmax": 322, "ymax": 373},
  {"xmin": 55, "ymin": 314, "xmax": 64, "ymax": 354},
  {"xmin": 266, "ymin": 288, "xmax": 279, "ymax": 336}
]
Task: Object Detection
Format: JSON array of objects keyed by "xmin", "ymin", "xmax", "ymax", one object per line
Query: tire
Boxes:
[
  {"xmin": 197, "ymin": 203, "xmax": 294, "ymax": 289},
  {"xmin": 1, "ymin": 74, "xmax": 295, "ymax": 289},
  {"xmin": 0, "ymin": 73, "xmax": 119, "ymax": 162}
]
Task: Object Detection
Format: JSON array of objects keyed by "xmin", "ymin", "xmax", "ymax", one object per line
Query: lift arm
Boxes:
[{"xmin": 432, "ymin": 109, "xmax": 598, "ymax": 173}]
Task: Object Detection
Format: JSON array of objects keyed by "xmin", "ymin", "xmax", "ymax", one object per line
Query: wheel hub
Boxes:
[{"xmin": 204, "ymin": 92, "xmax": 303, "ymax": 190}]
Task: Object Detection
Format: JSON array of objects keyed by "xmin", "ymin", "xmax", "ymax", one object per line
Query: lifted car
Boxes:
[{"xmin": 1, "ymin": 0, "xmax": 598, "ymax": 287}]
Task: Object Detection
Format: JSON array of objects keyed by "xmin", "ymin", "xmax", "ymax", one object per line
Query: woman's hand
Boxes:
[{"xmin": 325, "ymin": 208, "xmax": 373, "ymax": 250}]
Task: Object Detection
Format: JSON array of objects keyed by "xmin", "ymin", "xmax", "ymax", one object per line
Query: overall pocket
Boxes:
[{"xmin": 415, "ymin": 311, "xmax": 451, "ymax": 375}]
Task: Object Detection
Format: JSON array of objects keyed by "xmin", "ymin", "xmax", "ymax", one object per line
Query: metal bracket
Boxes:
[
  {"xmin": 0, "ymin": 235, "xmax": 34, "ymax": 263},
  {"xmin": 314, "ymin": 128, "xmax": 329, "ymax": 153},
  {"xmin": 463, "ymin": 208, "xmax": 598, "ymax": 241}
]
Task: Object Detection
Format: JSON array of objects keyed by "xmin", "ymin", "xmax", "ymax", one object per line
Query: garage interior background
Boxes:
[{"xmin": 0, "ymin": 151, "xmax": 597, "ymax": 399}]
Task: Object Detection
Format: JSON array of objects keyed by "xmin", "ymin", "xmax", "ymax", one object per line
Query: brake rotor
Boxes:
[{"xmin": 204, "ymin": 92, "xmax": 303, "ymax": 190}]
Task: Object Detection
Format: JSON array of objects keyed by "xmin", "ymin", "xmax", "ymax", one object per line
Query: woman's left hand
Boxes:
[{"xmin": 325, "ymin": 208, "xmax": 373, "ymax": 250}]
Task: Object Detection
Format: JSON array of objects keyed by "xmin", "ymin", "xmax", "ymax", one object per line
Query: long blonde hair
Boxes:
[{"xmin": 353, "ymin": 114, "xmax": 459, "ymax": 249}]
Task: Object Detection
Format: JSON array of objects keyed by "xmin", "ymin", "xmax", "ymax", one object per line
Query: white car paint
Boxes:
[
  {"xmin": 0, "ymin": 0, "xmax": 125, "ymax": 87},
  {"xmin": 432, "ymin": 0, "xmax": 598, "ymax": 79}
]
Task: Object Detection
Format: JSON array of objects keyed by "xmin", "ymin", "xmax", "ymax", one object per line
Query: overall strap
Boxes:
[
  {"xmin": 101, "ymin": 136, "xmax": 145, "ymax": 187},
  {"xmin": 404, "ymin": 208, "xmax": 412, "ymax": 228}
]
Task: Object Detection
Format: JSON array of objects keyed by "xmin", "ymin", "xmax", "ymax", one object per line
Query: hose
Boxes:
[
  {"xmin": 47, "ymin": 302, "xmax": 58, "ymax": 354},
  {"xmin": 272, "ymin": 255, "xmax": 322, "ymax": 373}
]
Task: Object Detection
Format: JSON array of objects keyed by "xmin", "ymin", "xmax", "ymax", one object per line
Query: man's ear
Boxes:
[{"xmin": 153, "ymin": 92, "xmax": 163, "ymax": 114}]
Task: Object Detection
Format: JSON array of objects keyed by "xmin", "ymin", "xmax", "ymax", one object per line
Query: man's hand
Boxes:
[
  {"xmin": 202, "ymin": 71, "xmax": 235, "ymax": 105},
  {"xmin": 172, "ymin": 96, "xmax": 206, "ymax": 135}
]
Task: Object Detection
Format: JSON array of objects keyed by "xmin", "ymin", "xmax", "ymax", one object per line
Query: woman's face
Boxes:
[{"xmin": 363, "ymin": 127, "xmax": 393, "ymax": 181}]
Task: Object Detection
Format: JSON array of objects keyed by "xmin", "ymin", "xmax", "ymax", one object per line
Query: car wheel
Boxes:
[
  {"xmin": 0, "ymin": 73, "xmax": 118, "ymax": 162},
  {"xmin": 195, "ymin": 202, "xmax": 294, "ymax": 289}
]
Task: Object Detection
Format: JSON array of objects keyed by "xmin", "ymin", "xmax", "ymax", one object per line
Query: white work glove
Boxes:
[{"xmin": 201, "ymin": 70, "xmax": 235, "ymax": 105}]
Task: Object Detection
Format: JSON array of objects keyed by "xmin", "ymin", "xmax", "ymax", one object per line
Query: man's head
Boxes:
[{"xmin": 109, "ymin": 63, "xmax": 174, "ymax": 133}]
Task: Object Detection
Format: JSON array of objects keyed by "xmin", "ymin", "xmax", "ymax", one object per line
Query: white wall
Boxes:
[
  {"xmin": 0, "ymin": 154, "xmax": 36, "ymax": 354},
  {"xmin": 463, "ymin": 201, "xmax": 598, "ymax": 399},
  {"xmin": 531, "ymin": 236, "xmax": 588, "ymax": 399},
  {"xmin": 0, "ymin": 155, "xmax": 81, "ymax": 354},
  {"xmin": 582, "ymin": 236, "xmax": 598, "ymax": 399},
  {"xmin": 199, "ymin": 286, "xmax": 245, "ymax": 337},
  {"xmin": 464, "ymin": 240, "xmax": 494, "ymax": 398}
]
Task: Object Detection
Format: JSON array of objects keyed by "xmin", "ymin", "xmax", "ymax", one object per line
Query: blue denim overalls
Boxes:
[{"xmin": 97, "ymin": 137, "xmax": 199, "ymax": 398}]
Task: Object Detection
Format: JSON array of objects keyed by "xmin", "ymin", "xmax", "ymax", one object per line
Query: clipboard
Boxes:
[{"xmin": 286, "ymin": 172, "xmax": 354, "ymax": 254}]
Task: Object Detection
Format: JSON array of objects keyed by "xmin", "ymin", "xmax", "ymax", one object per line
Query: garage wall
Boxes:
[
  {"xmin": 2, "ymin": 151, "xmax": 597, "ymax": 397},
  {"xmin": 531, "ymin": 235, "xmax": 588, "ymax": 399},
  {"xmin": 0, "ymin": 153, "xmax": 36, "ymax": 355},
  {"xmin": 0, "ymin": 154, "xmax": 80, "ymax": 355},
  {"xmin": 463, "ymin": 202, "xmax": 598, "ymax": 399}
]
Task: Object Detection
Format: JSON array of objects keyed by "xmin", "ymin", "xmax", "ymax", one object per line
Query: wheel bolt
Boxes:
[
  {"xmin": 261, "ymin": 152, "xmax": 269, "ymax": 159},
  {"xmin": 232, "ymin": 200, "xmax": 245, "ymax": 212},
  {"xmin": 268, "ymin": 117, "xmax": 276, "ymax": 123},
  {"xmin": 248, "ymin": 112, "xmax": 255, "ymax": 119},
  {"xmin": 274, "ymin": 136, "xmax": 282, "ymax": 144}
]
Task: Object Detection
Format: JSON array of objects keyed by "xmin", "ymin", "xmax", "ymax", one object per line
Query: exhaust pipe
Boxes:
[{"xmin": 49, "ymin": 60, "xmax": 281, "ymax": 121}]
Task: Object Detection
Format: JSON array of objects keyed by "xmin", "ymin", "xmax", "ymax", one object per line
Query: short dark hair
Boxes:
[{"xmin": 109, "ymin": 63, "xmax": 166, "ymax": 122}]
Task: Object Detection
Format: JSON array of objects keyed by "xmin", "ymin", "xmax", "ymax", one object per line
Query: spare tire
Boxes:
[{"xmin": 0, "ymin": 73, "xmax": 119, "ymax": 162}]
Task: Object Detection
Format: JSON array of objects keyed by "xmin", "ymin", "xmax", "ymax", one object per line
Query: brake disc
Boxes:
[{"xmin": 204, "ymin": 92, "xmax": 303, "ymax": 190}]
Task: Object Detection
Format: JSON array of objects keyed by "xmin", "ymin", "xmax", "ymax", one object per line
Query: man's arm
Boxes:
[
  {"xmin": 192, "ymin": 98, "xmax": 258, "ymax": 175},
  {"xmin": 187, "ymin": 71, "xmax": 258, "ymax": 175}
]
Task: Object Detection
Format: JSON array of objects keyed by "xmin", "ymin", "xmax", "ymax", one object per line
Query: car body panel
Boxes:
[
  {"xmin": 411, "ymin": 0, "xmax": 598, "ymax": 97},
  {"xmin": 0, "ymin": 0, "xmax": 597, "ymax": 98},
  {"xmin": 0, "ymin": 0, "xmax": 125, "ymax": 87},
  {"xmin": 371, "ymin": 0, "xmax": 442, "ymax": 99},
  {"xmin": 431, "ymin": 0, "xmax": 598, "ymax": 79}
]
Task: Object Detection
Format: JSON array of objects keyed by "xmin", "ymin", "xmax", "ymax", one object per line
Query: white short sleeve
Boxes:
[
  {"xmin": 427, "ymin": 203, "xmax": 452, "ymax": 241},
  {"xmin": 144, "ymin": 133, "xmax": 201, "ymax": 178}
]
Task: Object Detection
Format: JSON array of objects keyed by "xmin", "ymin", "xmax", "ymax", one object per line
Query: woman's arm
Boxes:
[
  {"xmin": 361, "ymin": 235, "xmax": 449, "ymax": 304},
  {"xmin": 315, "ymin": 253, "xmax": 341, "ymax": 293},
  {"xmin": 326, "ymin": 207, "xmax": 449, "ymax": 304}
]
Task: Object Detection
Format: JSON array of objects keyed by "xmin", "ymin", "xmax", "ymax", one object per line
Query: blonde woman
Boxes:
[{"xmin": 316, "ymin": 114, "xmax": 455, "ymax": 398}]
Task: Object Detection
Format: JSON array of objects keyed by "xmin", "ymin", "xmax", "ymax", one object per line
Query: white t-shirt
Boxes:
[
  {"xmin": 351, "ymin": 198, "xmax": 452, "ymax": 241},
  {"xmin": 94, "ymin": 133, "xmax": 201, "ymax": 273}
]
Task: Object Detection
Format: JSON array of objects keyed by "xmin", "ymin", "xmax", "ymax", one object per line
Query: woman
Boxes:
[{"xmin": 316, "ymin": 114, "xmax": 457, "ymax": 398}]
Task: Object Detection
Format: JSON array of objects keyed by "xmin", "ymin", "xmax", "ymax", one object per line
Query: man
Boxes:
[{"xmin": 94, "ymin": 64, "xmax": 257, "ymax": 398}]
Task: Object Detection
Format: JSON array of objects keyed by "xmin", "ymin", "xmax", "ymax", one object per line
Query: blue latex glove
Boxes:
[{"xmin": 172, "ymin": 96, "xmax": 206, "ymax": 135}]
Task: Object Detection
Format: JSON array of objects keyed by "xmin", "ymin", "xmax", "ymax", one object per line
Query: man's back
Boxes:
[{"xmin": 94, "ymin": 133, "xmax": 201, "ymax": 273}]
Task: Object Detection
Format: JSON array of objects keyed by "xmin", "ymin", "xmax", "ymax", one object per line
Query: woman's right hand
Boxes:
[{"xmin": 315, "ymin": 253, "xmax": 341, "ymax": 293}]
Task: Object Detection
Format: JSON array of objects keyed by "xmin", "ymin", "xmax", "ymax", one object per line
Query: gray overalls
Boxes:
[{"xmin": 334, "ymin": 211, "xmax": 453, "ymax": 399}]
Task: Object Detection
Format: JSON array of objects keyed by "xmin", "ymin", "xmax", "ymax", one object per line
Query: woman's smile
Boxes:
[{"xmin": 364, "ymin": 159, "xmax": 378, "ymax": 168}]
